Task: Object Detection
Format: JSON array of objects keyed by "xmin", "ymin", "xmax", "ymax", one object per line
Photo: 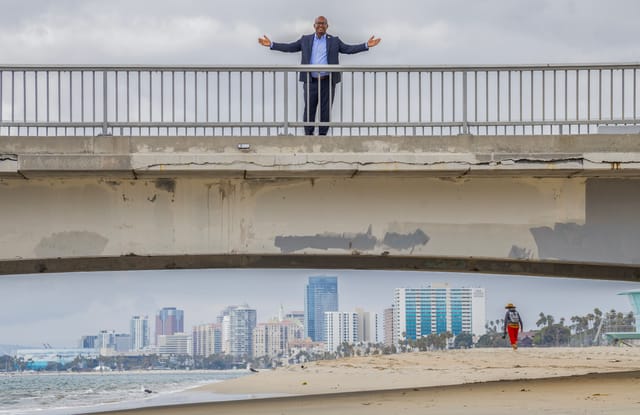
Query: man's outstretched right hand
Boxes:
[{"xmin": 258, "ymin": 35, "xmax": 271, "ymax": 47}]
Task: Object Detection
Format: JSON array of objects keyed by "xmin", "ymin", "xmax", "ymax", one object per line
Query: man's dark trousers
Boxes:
[{"xmin": 303, "ymin": 77, "xmax": 336, "ymax": 135}]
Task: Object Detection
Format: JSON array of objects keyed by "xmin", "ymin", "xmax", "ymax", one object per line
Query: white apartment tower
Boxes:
[
  {"xmin": 229, "ymin": 306, "xmax": 257, "ymax": 358},
  {"xmin": 324, "ymin": 312, "xmax": 359, "ymax": 352},
  {"xmin": 130, "ymin": 316, "xmax": 150, "ymax": 351}
]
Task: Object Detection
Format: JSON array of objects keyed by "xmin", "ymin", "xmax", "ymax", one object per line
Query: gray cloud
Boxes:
[{"xmin": 1, "ymin": 0, "xmax": 639, "ymax": 64}]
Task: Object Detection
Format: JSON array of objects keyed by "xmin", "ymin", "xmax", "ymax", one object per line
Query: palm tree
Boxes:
[{"xmin": 536, "ymin": 312, "xmax": 547, "ymax": 328}]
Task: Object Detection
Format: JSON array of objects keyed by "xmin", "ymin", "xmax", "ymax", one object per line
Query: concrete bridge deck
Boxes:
[{"xmin": 2, "ymin": 134, "xmax": 640, "ymax": 179}]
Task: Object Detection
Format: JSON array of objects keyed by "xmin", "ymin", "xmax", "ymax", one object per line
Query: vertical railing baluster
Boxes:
[
  {"xmin": 496, "ymin": 71, "xmax": 500, "ymax": 134},
  {"xmin": 227, "ymin": 71, "xmax": 231, "ymax": 135},
  {"xmin": 463, "ymin": 71, "xmax": 468, "ymax": 134},
  {"xmin": 92, "ymin": 71, "xmax": 95, "ymax": 134},
  {"xmin": 22, "ymin": 72, "xmax": 26, "ymax": 135},
  {"xmin": 204, "ymin": 71, "xmax": 212, "ymax": 135},
  {"xmin": 137, "ymin": 71, "xmax": 141, "ymax": 135},
  {"xmin": 0, "ymin": 70, "xmax": 3, "ymax": 127},
  {"xmin": 11, "ymin": 71, "xmax": 15, "ymax": 126},
  {"xmin": 386, "ymin": 72, "xmax": 389, "ymax": 136},
  {"xmin": 35, "ymin": 71, "xmax": 38, "ymax": 131},
  {"xmin": 149, "ymin": 71, "xmax": 152, "ymax": 135},
  {"xmin": 610, "ymin": 69, "xmax": 614, "ymax": 120},
  {"xmin": 81, "ymin": 71, "xmax": 85, "ymax": 126},
  {"xmin": 46, "ymin": 71, "xmax": 50, "ymax": 136},
  {"xmin": 599, "ymin": 70, "xmax": 602, "ymax": 123},
  {"xmin": 576, "ymin": 69, "xmax": 579, "ymax": 133},
  {"xmin": 111, "ymin": 71, "xmax": 118, "ymax": 134},
  {"xmin": 283, "ymin": 71, "xmax": 289, "ymax": 135},
  {"xmin": 622, "ymin": 68, "xmax": 626, "ymax": 121},
  {"xmin": 102, "ymin": 70, "xmax": 108, "ymax": 135},
  {"xmin": 587, "ymin": 70, "xmax": 591, "ymax": 127},
  {"xmin": 250, "ymin": 71, "xmax": 254, "ymax": 135},
  {"xmin": 195, "ymin": 70, "xmax": 199, "ymax": 135}
]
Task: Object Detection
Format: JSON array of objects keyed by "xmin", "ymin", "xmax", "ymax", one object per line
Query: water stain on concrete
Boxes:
[
  {"xmin": 35, "ymin": 231, "xmax": 109, "ymax": 257},
  {"xmin": 530, "ymin": 179, "xmax": 640, "ymax": 264},
  {"xmin": 155, "ymin": 178, "xmax": 176, "ymax": 194},
  {"xmin": 275, "ymin": 227, "xmax": 430, "ymax": 253},
  {"xmin": 509, "ymin": 245, "xmax": 532, "ymax": 260},
  {"xmin": 275, "ymin": 231, "xmax": 377, "ymax": 253},
  {"xmin": 382, "ymin": 229, "xmax": 429, "ymax": 251}
]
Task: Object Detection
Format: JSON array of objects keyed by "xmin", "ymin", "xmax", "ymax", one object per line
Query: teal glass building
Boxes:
[{"xmin": 393, "ymin": 284, "xmax": 485, "ymax": 343}]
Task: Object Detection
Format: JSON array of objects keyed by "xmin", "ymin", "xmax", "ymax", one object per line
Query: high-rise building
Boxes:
[
  {"xmin": 155, "ymin": 307, "xmax": 184, "ymax": 344},
  {"xmin": 393, "ymin": 284, "xmax": 486, "ymax": 344},
  {"xmin": 253, "ymin": 320, "xmax": 303, "ymax": 358},
  {"xmin": 192, "ymin": 323, "xmax": 222, "ymax": 357},
  {"xmin": 383, "ymin": 307, "xmax": 395, "ymax": 346},
  {"xmin": 114, "ymin": 334, "xmax": 131, "ymax": 353},
  {"xmin": 229, "ymin": 306, "xmax": 257, "ymax": 358},
  {"xmin": 217, "ymin": 306, "xmax": 238, "ymax": 354},
  {"xmin": 79, "ymin": 335, "xmax": 98, "ymax": 349},
  {"xmin": 325, "ymin": 311, "xmax": 359, "ymax": 352},
  {"xmin": 96, "ymin": 330, "xmax": 116, "ymax": 353},
  {"xmin": 355, "ymin": 307, "xmax": 379, "ymax": 344},
  {"xmin": 130, "ymin": 315, "xmax": 150, "ymax": 351},
  {"xmin": 305, "ymin": 276, "xmax": 338, "ymax": 342}
]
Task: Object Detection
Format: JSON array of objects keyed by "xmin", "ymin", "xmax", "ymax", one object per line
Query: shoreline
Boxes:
[{"xmin": 89, "ymin": 346, "xmax": 640, "ymax": 415}]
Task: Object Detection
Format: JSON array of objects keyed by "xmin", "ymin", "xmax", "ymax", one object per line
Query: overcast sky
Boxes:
[
  {"xmin": 1, "ymin": 0, "xmax": 640, "ymax": 348},
  {"xmin": 1, "ymin": 0, "xmax": 640, "ymax": 65}
]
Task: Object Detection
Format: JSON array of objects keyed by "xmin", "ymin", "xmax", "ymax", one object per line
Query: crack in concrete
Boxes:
[
  {"xmin": 0, "ymin": 154, "xmax": 18, "ymax": 161},
  {"xmin": 139, "ymin": 155, "xmax": 640, "ymax": 170}
]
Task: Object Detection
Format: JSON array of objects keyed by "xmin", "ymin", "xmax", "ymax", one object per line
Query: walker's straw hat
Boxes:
[{"xmin": 505, "ymin": 303, "xmax": 515, "ymax": 308}]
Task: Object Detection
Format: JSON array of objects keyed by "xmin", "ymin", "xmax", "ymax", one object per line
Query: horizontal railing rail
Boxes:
[{"xmin": 1, "ymin": 63, "xmax": 640, "ymax": 136}]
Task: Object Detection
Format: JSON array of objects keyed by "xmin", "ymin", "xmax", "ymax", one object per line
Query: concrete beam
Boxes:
[{"xmin": 1, "ymin": 254, "xmax": 639, "ymax": 282}]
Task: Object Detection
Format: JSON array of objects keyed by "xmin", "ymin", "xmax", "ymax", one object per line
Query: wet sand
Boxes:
[{"xmin": 92, "ymin": 347, "xmax": 640, "ymax": 415}]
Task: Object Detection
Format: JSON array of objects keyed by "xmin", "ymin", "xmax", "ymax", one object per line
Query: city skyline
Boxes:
[{"xmin": 1, "ymin": 269, "xmax": 636, "ymax": 349}]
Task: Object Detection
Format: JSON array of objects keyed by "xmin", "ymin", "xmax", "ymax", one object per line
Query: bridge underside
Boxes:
[
  {"xmin": 1, "ymin": 253, "xmax": 639, "ymax": 282},
  {"xmin": 1, "ymin": 135, "xmax": 640, "ymax": 280}
]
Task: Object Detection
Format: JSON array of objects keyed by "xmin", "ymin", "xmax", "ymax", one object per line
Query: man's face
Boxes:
[{"xmin": 314, "ymin": 17, "xmax": 328, "ymax": 37}]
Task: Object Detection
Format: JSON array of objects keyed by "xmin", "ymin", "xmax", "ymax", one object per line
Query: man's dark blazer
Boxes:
[{"xmin": 271, "ymin": 34, "xmax": 368, "ymax": 84}]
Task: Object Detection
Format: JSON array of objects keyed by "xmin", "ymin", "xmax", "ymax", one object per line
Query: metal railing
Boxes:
[{"xmin": 1, "ymin": 63, "xmax": 640, "ymax": 136}]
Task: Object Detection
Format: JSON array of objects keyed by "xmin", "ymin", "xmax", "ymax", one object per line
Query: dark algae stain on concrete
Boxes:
[{"xmin": 275, "ymin": 227, "xmax": 430, "ymax": 253}]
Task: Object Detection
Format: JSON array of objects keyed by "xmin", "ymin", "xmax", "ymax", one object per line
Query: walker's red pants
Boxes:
[{"xmin": 507, "ymin": 324, "xmax": 519, "ymax": 345}]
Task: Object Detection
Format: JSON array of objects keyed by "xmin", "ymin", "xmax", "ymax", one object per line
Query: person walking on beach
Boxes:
[
  {"xmin": 258, "ymin": 16, "xmax": 381, "ymax": 135},
  {"xmin": 503, "ymin": 303, "xmax": 523, "ymax": 350}
]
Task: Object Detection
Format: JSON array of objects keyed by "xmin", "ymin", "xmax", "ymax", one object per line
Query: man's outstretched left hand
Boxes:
[{"xmin": 367, "ymin": 36, "xmax": 381, "ymax": 47}]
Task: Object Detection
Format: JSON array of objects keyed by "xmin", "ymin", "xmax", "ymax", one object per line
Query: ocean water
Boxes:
[{"xmin": 0, "ymin": 370, "xmax": 252, "ymax": 414}]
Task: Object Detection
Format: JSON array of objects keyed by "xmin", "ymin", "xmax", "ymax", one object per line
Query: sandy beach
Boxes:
[{"xmin": 93, "ymin": 347, "xmax": 640, "ymax": 414}]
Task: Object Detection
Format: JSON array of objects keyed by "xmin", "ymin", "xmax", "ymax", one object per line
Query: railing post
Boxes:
[{"xmin": 283, "ymin": 71, "xmax": 289, "ymax": 135}]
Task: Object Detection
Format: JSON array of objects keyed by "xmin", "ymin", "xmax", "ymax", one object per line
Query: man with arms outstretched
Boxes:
[{"xmin": 259, "ymin": 16, "xmax": 381, "ymax": 135}]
